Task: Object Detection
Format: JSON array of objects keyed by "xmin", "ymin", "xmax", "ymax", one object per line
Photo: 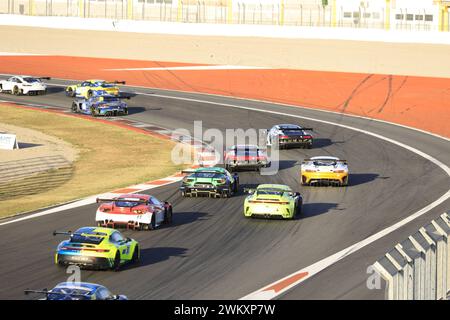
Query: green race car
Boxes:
[
  {"xmin": 244, "ymin": 184, "xmax": 303, "ymax": 219},
  {"xmin": 180, "ymin": 167, "xmax": 239, "ymax": 198},
  {"xmin": 54, "ymin": 227, "xmax": 139, "ymax": 271}
]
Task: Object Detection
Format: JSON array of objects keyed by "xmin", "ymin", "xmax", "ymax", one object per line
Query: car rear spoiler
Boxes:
[
  {"xmin": 300, "ymin": 128, "xmax": 313, "ymax": 131},
  {"xmin": 24, "ymin": 289, "xmax": 89, "ymax": 298},
  {"xmin": 302, "ymin": 159, "xmax": 347, "ymax": 164},
  {"xmin": 110, "ymin": 80, "xmax": 126, "ymax": 85},
  {"xmin": 96, "ymin": 198, "xmax": 149, "ymax": 205},
  {"xmin": 37, "ymin": 77, "xmax": 51, "ymax": 80},
  {"xmin": 53, "ymin": 231, "xmax": 72, "ymax": 236}
]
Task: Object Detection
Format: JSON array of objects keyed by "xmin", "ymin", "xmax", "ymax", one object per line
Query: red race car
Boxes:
[{"xmin": 95, "ymin": 194, "xmax": 173, "ymax": 230}]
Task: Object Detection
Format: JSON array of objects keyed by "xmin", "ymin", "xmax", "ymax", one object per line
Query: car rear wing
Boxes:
[
  {"xmin": 300, "ymin": 128, "xmax": 313, "ymax": 131},
  {"xmin": 37, "ymin": 77, "xmax": 51, "ymax": 80},
  {"xmin": 53, "ymin": 231, "xmax": 72, "ymax": 236},
  {"xmin": 96, "ymin": 198, "xmax": 149, "ymax": 205},
  {"xmin": 302, "ymin": 159, "xmax": 347, "ymax": 164},
  {"xmin": 24, "ymin": 289, "xmax": 89, "ymax": 298}
]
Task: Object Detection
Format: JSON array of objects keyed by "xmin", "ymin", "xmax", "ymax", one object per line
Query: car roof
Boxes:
[
  {"xmin": 256, "ymin": 184, "xmax": 292, "ymax": 191},
  {"xmin": 74, "ymin": 226, "xmax": 115, "ymax": 236},
  {"xmin": 310, "ymin": 156, "xmax": 340, "ymax": 161},
  {"xmin": 54, "ymin": 282, "xmax": 103, "ymax": 293},
  {"xmin": 86, "ymin": 79, "xmax": 105, "ymax": 83}
]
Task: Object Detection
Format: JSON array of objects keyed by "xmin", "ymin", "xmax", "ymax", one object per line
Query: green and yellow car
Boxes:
[
  {"xmin": 244, "ymin": 184, "xmax": 302, "ymax": 219},
  {"xmin": 65, "ymin": 79, "xmax": 125, "ymax": 98},
  {"xmin": 180, "ymin": 166, "xmax": 239, "ymax": 198},
  {"xmin": 54, "ymin": 227, "xmax": 139, "ymax": 271}
]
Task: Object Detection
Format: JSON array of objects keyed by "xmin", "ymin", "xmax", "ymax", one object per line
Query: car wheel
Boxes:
[
  {"xmin": 164, "ymin": 207, "xmax": 173, "ymax": 224},
  {"xmin": 71, "ymin": 102, "xmax": 78, "ymax": 113},
  {"xmin": 87, "ymin": 90, "xmax": 93, "ymax": 98},
  {"xmin": 90, "ymin": 106, "xmax": 97, "ymax": 116},
  {"xmin": 132, "ymin": 245, "xmax": 140, "ymax": 263},
  {"xmin": 67, "ymin": 87, "xmax": 74, "ymax": 97},
  {"xmin": 233, "ymin": 178, "xmax": 239, "ymax": 194},
  {"xmin": 0, "ymin": 84, "xmax": 3, "ymax": 93},
  {"xmin": 307, "ymin": 143, "xmax": 313, "ymax": 149},
  {"xmin": 113, "ymin": 252, "xmax": 121, "ymax": 271},
  {"xmin": 13, "ymin": 86, "xmax": 20, "ymax": 95},
  {"xmin": 148, "ymin": 214, "xmax": 156, "ymax": 230},
  {"xmin": 296, "ymin": 200, "xmax": 303, "ymax": 216}
]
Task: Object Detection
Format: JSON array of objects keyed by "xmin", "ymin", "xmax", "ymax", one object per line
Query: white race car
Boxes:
[
  {"xmin": 0, "ymin": 75, "xmax": 50, "ymax": 95},
  {"xmin": 300, "ymin": 156, "xmax": 349, "ymax": 186},
  {"xmin": 95, "ymin": 194, "xmax": 173, "ymax": 231}
]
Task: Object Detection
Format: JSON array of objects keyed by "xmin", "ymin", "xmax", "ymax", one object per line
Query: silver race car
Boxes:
[{"xmin": 266, "ymin": 124, "xmax": 313, "ymax": 149}]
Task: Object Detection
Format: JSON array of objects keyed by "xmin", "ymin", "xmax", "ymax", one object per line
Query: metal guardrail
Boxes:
[{"xmin": 373, "ymin": 212, "xmax": 450, "ymax": 300}]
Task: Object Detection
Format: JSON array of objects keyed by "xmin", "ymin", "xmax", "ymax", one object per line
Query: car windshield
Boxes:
[
  {"xmin": 47, "ymin": 288, "xmax": 92, "ymax": 300},
  {"xmin": 70, "ymin": 234, "xmax": 105, "ymax": 245},
  {"xmin": 234, "ymin": 148, "xmax": 259, "ymax": 156},
  {"xmin": 23, "ymin": 77, "xmax": 40, "ymax": 83},
  {"xmin": 101, "ymin": 97, "xmax": 119, "ymax": 103},
  {"xmin": 114, "ymin": 198, "xmax": 143, "ymax": 207},
  {"xmin": 192, "ymin": 172, "xmax": 225, "ymax": 179},
  {"xmin": 313, "ymin": 160, "xmax": 337, "ymax": 166},
  {"xmin": 256, "ymin": 189, "xmax": 285, "ymax": 196}
]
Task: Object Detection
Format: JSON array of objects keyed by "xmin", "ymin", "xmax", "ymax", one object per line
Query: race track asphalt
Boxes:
[{"xmin": 0, "ymin": 79, "xmax": 449, "ymax": 300}]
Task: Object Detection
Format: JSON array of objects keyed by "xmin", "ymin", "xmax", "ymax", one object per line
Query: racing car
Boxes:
[
  {"xmin": 180, "ymin": 166, "xmax": 239, "ymax": 198},
  {"xmin": 224, "ymin": 145, "xmax": 269, "ymax": 172},
  {"xmin": 71, "ymin": 94, "xmax": 129, "ymax": 116},
  {"xmin": 54, "ymin": 227, "xmax": 139, "ymax": 271},
  {"xmin": 25, "ymin": 282, "xmax": 127, "ymax": 300},
  {"xmin": 95, "ymin": 194, "xmax": 173, "ymax": 230},
  {"xmin": 244, "ymin": 184, "xmax": 302, "ymax": 219},
  {"xmin": 0, "ymin": 75, "xmax": 50, "ymax": 95},
  {"xmin": 65, "ymin": 79, "xmax": 125, "ymax": 98},
  {"xmin": 266, "ymin": 124, "xmax": 313, "ymax": 149},
  {"xmin": 300, "ymin": 156, "xmax": 349, "ymax": 186}
]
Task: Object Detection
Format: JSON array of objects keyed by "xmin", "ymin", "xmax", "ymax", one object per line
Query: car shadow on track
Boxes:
[
  {"xmin": 313, "ymin": 138, "xmax": 345, "ymax": 148},
  {"xmin": 170, "ymin": 211, "xmax": 210, "ymax": 227},
  {"xmin": 126, "ymin": 107, "xmax": 148, "ymax": 115},
  {"xmin": 46, "ymin": 86, "xmax": 65, "ymax": 95},
  {"xmin": 348, "ymin": 173, "xmax": 382, "ymax": 186},
  {"xmin": 122, "ymin": 247, "xmax": 188, "ymax": 270},
  {"xmin": 300, "ymin": 202, "xmax": 341, "ymax": 219}
]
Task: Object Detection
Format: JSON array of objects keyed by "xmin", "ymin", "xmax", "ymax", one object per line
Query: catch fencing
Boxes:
[{"xmin": 373, "ymin": 212, "xmax": 450, "ymax": 300}]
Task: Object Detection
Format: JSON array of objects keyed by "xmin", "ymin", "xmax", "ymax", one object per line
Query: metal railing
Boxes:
[{"xmin": 373, "ymin": 212, "xmax": 450, "ymax": 300}]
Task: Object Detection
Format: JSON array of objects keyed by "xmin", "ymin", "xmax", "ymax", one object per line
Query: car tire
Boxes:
[
  {"xmin": 71, "ymin": 102, "xmax": 78, "ymax": 113},
  {"xmin": 148, "ymin": 214, "xmax": 156, "ymax": 230},
  {"xmin": 13, "ymin": 86, "xmax": 20, "ymax": 96},
  {"xmin": 87, "ymin": 90, "xmax": 93, "ymax": 98},
  {"xmin": 132, "ymin": 245, "xmax": 140, "ymax": 263},
  {"xmin": 67, "ymin": 87, "xmax": 74, "ymax": 97},
  {"xmin": 0, "ymin": 84, "xmax": 3, "ymax": 93},
  {"xmin": 113, "ymin": 252, "xmax": 121, "ymax": 272},
  {"xmin": 307, "ymin": 143, "xmax": 313, "ymax": 149},
  {"xmin": 164, "ymin": 207, "xmax": 173, "ymax": 224},
  {"xmin": 233, "ymin": 178, "xmax": 239, "ymax": 194}
]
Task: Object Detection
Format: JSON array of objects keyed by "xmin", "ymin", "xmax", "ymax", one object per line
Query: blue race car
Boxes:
[
  {"xmin": 71, "ymin": 94, "xmax": 129, "ymax": 116},
  {"xmin": 25, "ymin": 282, "xmax": 127, "ymax": 300}
]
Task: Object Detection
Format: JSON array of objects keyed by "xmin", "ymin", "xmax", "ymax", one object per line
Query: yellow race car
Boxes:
[
  {"xmin": 300, "ymin": 156, "xmax": 349, "ymax": 186},
  {"xmin": 65, "ymin": 79, "xmax": 125, "ymax": 98}
]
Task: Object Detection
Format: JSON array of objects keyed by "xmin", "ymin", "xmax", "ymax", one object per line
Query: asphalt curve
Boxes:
[{"xmin": 0, "ymin": 79, "xmax": 449, "ymax": 300}]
